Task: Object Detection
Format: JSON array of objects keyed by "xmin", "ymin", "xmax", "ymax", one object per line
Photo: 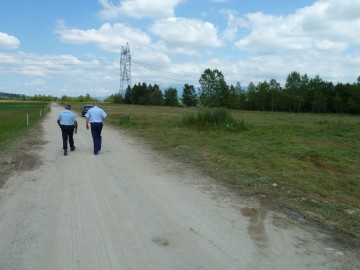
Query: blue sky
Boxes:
[{"xmin": 0, "ymin": 0, "xmax": 359, "ymax": 97}]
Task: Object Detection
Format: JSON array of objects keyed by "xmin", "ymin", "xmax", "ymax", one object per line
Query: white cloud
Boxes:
[
  {"xmin": 220, "ymin": 9, "xmax": 247, "ymax": 42},
  {"xmin": 25, "ymin": 79, "xmax": 45, "ymax": 86},
  {"xmin": 150, "ymin": 17, "xmax": 222, "ymax": 55},
  {"xmin": 56, "ymin": 22, "xmax": 152, "ymax": 52},
  {"xmin": 0, "ymin": 32, "xmax": 21, "ymax": 49},
  {"xmin": 235, "ymin": 0, "xmax": 360, "ymax": 53},
  {"xmin": 133, "ymin": 47, "xmax": 171, "ymax": 65},
  {"xmin": 98, "ymin": 0, "xmax": 183, "ymax": 19}
]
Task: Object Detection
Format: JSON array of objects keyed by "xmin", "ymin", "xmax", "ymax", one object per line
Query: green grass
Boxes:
[
  {"xmin": 0, "ymin": 101, "xmax": 50, "ymax": 150},
  {"xmin": 98, "ymin": 103, "xmax": 360, "ymax": 238}
]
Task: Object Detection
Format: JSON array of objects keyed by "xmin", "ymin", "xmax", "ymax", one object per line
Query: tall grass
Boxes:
[{"xmin": 182, "ymin": 107, "xmax": 247, "ymax": 131}]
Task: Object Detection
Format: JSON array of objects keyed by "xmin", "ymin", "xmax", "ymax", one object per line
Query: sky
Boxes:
[{"xmin": 0, "ymin": 0, "xmax": 359, "ymax": 98}]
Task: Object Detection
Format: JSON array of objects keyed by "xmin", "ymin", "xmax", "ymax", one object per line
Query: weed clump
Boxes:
[
  {"xmin": 118, "ymin": 114, "xmax": 136, "ymax": 127},
  {"xmin": 181, "ymin": 107, "xmax": 247, "ymax": 132}
]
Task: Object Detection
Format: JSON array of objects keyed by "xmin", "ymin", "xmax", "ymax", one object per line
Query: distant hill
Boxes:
[{"xmin": 0, "ymin": 91, "xmax": 22, "ymax": 99}]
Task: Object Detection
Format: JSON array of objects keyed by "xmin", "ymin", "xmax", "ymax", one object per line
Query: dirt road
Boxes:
[{"xmin": 0, "ymin": 103, "xmax": 358, "ymax": 270}]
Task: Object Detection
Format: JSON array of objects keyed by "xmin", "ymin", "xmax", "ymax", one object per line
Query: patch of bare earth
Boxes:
[{"xmin": 0, "ymin": 126, "xmax": 45, "ymax": 187}]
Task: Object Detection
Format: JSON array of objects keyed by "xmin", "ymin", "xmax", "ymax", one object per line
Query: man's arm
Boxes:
[
  {"xmin": 86, "ymin": 117, "xmax": 90, "ymax": 129},
  {"xmin": 57, "ymin": 120, "xmax": 61, "ymax": 127}
]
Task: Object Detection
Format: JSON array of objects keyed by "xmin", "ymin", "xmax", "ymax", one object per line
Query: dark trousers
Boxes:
[
  {"xmin": 60, "ymin": 125, "xmax": 75, "ymax": 150},
  {"xmin": 90, "ymin": 122, "xmax": 103, "ymax": 154}
]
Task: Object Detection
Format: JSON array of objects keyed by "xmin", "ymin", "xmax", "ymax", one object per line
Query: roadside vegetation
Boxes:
[
  {"xmin": 0, "ymin": 101, "xmax": 49, "ymax": 187},
  {"xmin": 0, "ymin": 101, "xmax": 49, "ymax": 151}
]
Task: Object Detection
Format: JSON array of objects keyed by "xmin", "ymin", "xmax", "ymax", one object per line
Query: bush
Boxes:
[{"xmin": 181, "ymin": 107, "xmax": 247, "ymax": 131}]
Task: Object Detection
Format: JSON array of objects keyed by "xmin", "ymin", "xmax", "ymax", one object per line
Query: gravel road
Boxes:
[{"xmin": 0, "ymin": 103, "xmax": 358, "ymax": 270}]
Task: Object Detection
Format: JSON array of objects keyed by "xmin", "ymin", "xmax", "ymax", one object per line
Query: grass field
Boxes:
[
  {"xmin": 81, "ymin": 103, "xmax": 359, "ymax": 239},
  {"xmin": 0, "ymin": 101, "xmax": 49, "ymax": 151}
]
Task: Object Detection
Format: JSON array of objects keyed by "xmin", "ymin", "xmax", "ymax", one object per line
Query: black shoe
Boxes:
[
  {"xmin": 94, "ymin": 151, "xmax": 98, "ymax": 155},
  {"xmin": 64, "ymin": 149, "xmax": 68, "ymax": 156},
  {"xmin": 71, "ymin": 146, "xmax": 76, "ymax": 151}
]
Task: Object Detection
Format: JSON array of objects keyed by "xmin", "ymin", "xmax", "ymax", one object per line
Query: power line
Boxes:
[
  {"xmin": 135, "ymin": 72, "xmax": 198, "ymax": 84},
  {"xmin": 0, "ymin": 56, "xmax": 117, "ymax": 61},
  {"xmin": 132, "ymin": 64, "xmax": 198, "ymax": 80},
  {"xmin": 132, "ymin": 60, "xmax": 200, "ymax": 77},
  {"xmin": 0, "ymin": 56, "xmax": 201, "ymax": 75},
  {"xmin": 0, "ymin": 67, "xmax": 119, "ymax": 70},
  {"xmin": 0, "ymin": 56, "xmax": 202, "ymax": 83}
]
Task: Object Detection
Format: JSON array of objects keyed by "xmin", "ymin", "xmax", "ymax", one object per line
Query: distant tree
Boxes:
[
  {"xmin": 324, "ymin": 81, "xmax": 335, "ymax": 113},
  {"xmin": 285, "ymin": 71, "xmax": 302, "ymax": 112},
  {"xmin": 233, "ymin": 81, "xmax": 246, "ymax": 110},
  {"xmin": 137, "ymin": 83, "xmax": 152, "ymax": 105},
  {"xmin": 124, "ymin": 85, "xmax": 132, "ymax": 104},
  {"xmin": 76, "ymin": 95, "xmax": 85, "ymax": 102},
  {"xmin": 348, "ymin": 82, "xmax": 360, "ymax": 114},
  {"xmin": 0, "ymin": 91, "xmax": 21, "ymax": 99},
  {"xmin": 227, "ymin": 85, "xmax": 238, "ymax": 109},
  {"xmin": 61, "ymin": 95, "xmax": 72, "ymax": 102},
  {"xmin": 199, "ymin": 68, "xmax": 230, "ymax": 107},
  {"xmin": 182, "ymin": 83, "xmax": 197, "ymax": 107},
  {"xmin": 149, "ymin": 86, "xmax": 164, "ymax": 106},
  {"xmin": 246, "ymin": 82, "xmax": 257, "ymax": 110},
  {"xmin": 297, "ymin": 74, "xmax": 309, "ymax": 113},
  {"xmin": 309, "ymin": 75, "xmax": 327, "ymax": 113},
  {"xmin": 257, "ymin": 80, "xmax": 270, "ymax": 111},
  {"xmin": 132, "ymin": 82, "xmax": 147, "ymax": 105},
  {"xmin": 269, "ymin": 79, "xmax": 281, "ymax": 111},
  {"xmin": 333, "ymin": 92, "xmax": 346, "ymax": 113},
  {"xmin": 164, "ymin": 87, "xmax": 179, "ymax": 106},
  {"xmin": 142, "ymin": 84, "xmax": 153, "ymax": 105},
  {"xmin": 105, "ymin": 93, "xmax": 122, "ymax": 103}
]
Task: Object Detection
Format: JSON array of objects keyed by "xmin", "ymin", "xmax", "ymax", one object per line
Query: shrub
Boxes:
[{"xmin": 181, "ymin": 107, "xmax": 246, "ymax": 132}]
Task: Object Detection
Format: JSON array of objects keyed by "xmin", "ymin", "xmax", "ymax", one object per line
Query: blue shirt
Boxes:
[
  {"xmin": 85, "ymin": 106, "xmax": 107, "ymax": 123},
  {"xmin": 57, "ymin": 110, "xmax": 76, "ymax": 125}
]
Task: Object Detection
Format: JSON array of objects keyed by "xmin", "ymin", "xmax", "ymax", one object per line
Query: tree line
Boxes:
[
  {"xmin": 107, "ymin": 69, "xmax": 360, "ymax": 114},
  {"xmin": 105, "ymin": 83, "xmax": 183, "ymax": 106},
  {"xmin": 0, "ymin": 93, "xmax": 95, "ymax": 103},
  {"xmin": 2, "ymin": 69, "xmax": 359, "ymax": 114},
  {"xmin": 235, "ymin": 71, "xmax": 360, "ymax": 114}
]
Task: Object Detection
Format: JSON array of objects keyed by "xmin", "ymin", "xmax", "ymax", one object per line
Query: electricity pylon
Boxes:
[{"xmin": 119, "ymin": 42, "xmax": 131, "ymax": 97}]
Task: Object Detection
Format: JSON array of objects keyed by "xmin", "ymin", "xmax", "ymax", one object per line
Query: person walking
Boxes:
[
  {"xmin": 85, "ymin": 101, "xmax": 107, "ymax": 155},
  {"xmin": 57, "ymin": 104, "xmax": 78, "ymax": 156}
]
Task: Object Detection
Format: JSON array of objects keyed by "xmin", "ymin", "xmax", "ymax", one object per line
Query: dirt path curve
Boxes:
[{"xmin": 0, "ymin": 103, "xmax": 358, "ymax": 270}]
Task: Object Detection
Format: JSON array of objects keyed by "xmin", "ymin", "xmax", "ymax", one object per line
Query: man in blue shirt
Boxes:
[
  {"xmin": 57, "ymin": 104, "xmax": 78, "ymax": 156},
  {"xmin": 85, "ymin": 101, "xmax": 107, "ymax": 155}
]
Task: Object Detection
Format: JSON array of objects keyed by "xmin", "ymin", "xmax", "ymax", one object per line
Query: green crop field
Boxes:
[
  {"xmin": 92, "ymin": 103, "xmax": 360, "ymax": 239},
  {"xmin": 0, "ymin": 101, "xmax": 49, "ymax": 150}
]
